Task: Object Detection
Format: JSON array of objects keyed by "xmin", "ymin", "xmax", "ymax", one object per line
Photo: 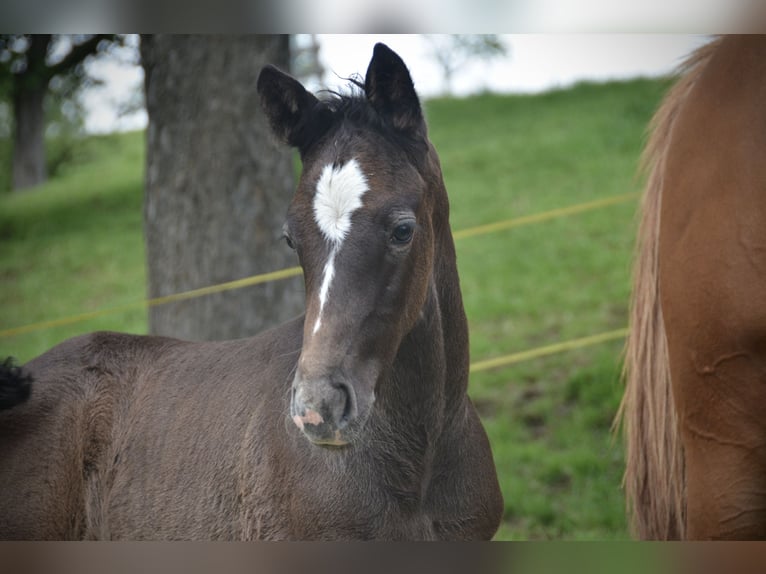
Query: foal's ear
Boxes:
[
  {"xmin": 257, "ymin": 65, "xmax": 330, "ymax": 153},
  {"xmin": 364, "ymin": 43, "xmax": 425, "ymax": 136}
]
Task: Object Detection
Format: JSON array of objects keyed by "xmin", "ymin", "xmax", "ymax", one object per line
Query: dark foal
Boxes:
[{"xmin": 0, "ymin": 43, "xmax": 503, "ymax": 540}]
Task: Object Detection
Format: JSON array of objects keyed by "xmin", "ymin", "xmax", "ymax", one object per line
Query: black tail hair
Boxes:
[{"xmin": 0, "ymin": 357, "xmax": 32, "ymax": 410}]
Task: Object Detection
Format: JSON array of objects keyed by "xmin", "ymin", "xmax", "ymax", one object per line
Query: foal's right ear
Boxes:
[{"xmin": 257, "ymin": 65, "xmax": 329, "ymax": 153}]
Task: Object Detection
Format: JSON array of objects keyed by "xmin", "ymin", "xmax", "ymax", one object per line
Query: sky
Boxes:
[{"xmin": 81, "ymin": 34, "xmax": 711, "ymax": 134}]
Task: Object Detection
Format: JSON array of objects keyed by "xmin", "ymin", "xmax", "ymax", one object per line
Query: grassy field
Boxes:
[{"xmin": 0, "ymin": 77, "xmax": 672, "ymax": 539}]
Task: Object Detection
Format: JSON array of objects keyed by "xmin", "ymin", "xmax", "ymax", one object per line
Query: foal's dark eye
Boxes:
[
  {"xmin": 282, "ymin": 225, "xmax": 296, "ymax": 250},
  {"xmin": 391, "ymin": 222, "xmax": 415, "ymax": 244}
]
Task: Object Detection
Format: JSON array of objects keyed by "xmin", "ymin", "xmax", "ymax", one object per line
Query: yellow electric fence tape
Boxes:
[
  {"xmin": 1, "ymin": 192, "xmax": 639, "ymax": 356},
  {"xmin": 469, "ymin": 327, "xmax": 629, "ymax": 373}
]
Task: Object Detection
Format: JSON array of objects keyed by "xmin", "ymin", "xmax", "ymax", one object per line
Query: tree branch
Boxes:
[{"xmin": 45, "ymin": 34, "xmax": 116, "ymax": 81}]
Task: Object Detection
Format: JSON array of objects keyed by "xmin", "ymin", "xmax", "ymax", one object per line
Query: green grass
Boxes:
[
  {"xmin": 0, "ymin": 77, "xmax": 673, "ymax": 539},
  {"xmin": 0, "ymin": 131, "xmax": 147, "ymax": 354}
]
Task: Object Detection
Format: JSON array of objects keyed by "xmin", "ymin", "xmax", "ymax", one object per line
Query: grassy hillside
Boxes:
[
  {"xmin": 0, "ymin": 132, "xmax": 147, "ymax": 356},
  {"xmin": 0, "ymin": 77, "xmax": 673, "ymax": 539}
]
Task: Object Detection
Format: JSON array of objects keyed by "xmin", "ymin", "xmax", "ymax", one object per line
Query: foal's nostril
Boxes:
[{"xmin": 333, "ymin": 381, "xmax": 356, "ymax": 427}]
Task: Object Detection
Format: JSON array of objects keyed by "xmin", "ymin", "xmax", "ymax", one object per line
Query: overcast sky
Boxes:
[{"xmin": 82, "ymin": 34, "xmax": 711, "ymax": 134}]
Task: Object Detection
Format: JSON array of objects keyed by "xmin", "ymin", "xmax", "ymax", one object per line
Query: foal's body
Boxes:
[
  {"xmin": 5, "ymin": 322, "xmax": 496, "ymax": 539},
  {"xmin": 0, "ymin": 44, "xmax": 503, "ymax": 540}
]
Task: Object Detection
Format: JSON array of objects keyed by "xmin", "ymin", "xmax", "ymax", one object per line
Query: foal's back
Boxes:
[{"xmin": 0, "ymin": 322, "xmax": 301, "ymax": 539}]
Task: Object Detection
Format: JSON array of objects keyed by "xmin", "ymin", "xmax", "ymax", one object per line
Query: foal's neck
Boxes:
[
  {"xmin": 431, "ymin": 209, "xmax": 470, "ymax": 415},
  {"xmin": 382, "ymin": 179, "xmax": 469, "ymax": 431}
]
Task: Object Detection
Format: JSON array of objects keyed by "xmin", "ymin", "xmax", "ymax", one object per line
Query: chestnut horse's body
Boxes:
[
  {"xmin": 0, "ymin": 44, "xmax": 503, "ymax": 540},
  {"xmin": 620, "ymin": 35, "xmax": 766, "ymax": 539}
]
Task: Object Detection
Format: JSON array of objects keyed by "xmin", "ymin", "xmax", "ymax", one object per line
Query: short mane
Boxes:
[{"xmin": 313, "ymin": 82, "xmax": 428, "ymax": 163}]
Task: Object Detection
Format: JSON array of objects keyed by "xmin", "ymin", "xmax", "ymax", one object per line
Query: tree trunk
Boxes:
[
  {"xmin": 141, "ymin": 35, "xmax": 303, "ymax": 341},
  {"xmin": 12, "ymin": 86, "xmax": 47, "ymax": 190}
]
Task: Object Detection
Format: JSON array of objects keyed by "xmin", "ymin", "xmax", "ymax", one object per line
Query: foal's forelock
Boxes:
[{"xmin": 310, "ymin": 158, "xmax": 369, "ymax": 336}]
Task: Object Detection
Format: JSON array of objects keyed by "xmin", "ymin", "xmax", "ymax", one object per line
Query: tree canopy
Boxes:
[{"xmin": 0, "ymin": 34, "xmax": 122, "ymax": 190}]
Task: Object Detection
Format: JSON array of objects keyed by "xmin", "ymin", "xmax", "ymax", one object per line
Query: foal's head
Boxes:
[{"xmin": 258, "ymin": 43, "xmax": 443, "ymax": 447}]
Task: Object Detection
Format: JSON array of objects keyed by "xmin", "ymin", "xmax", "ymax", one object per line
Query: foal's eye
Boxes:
[
  {"xmin": 391, "ymin": 222, "xmax": 415, "ymax": 244},
  {"xmin": 282, "ymin": 226, "xmax": 296, "ymax": 250}
]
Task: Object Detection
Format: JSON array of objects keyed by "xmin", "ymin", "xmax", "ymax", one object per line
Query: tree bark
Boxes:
[
  {"xmin": 11, "ymin": 34, "xmax": 51, "ymax": 191},
  {"xmin": 141, "ymin": 35, "xmax": 303, "ymax": 341},
  {"xmin": 12, "ymin": 86, "xmax": 47, "ymax": 190}
]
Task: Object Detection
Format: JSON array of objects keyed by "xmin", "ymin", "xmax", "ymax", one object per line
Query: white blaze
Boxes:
[
  {"xmin": 313, "ymin": 248, "xmax": 336, "ymax": 334},
  {"xmin": 313, "ymin": 158, "xmax": 369, "ymax": 244},
  {"xmin": 312, "ymin": 158, "xmax": 369, "ymax": 334}
]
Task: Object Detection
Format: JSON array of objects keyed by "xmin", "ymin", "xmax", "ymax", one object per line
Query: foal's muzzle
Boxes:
[{"xmin": 290, "ymin": 376, "xmax": 358, "ymax": 446}]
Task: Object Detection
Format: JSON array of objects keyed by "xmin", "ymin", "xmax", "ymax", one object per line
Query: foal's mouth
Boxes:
[{"xmin": 291, "ymin": 405, "xmax": 352, "ymax": 447}]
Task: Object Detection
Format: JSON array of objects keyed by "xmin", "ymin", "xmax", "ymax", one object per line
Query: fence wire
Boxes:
[{"xmin": 3, "ymin": 192, "xmax": 638, "ymax": 371}]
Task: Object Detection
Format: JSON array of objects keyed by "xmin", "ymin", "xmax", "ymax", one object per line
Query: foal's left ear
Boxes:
[
  {"xmin": 364, "ymin": 43, "xmax": 425, "ymax": 137},
  {"xmin": 257, "ymin": 64, "xmax": 331, "ymax": 153}
]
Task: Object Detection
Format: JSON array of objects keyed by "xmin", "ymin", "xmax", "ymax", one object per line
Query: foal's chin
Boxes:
[
  {"xmin": 302, "ymin": 429, "xmax": 350, "ymax": 448},
  {"xmin": 292, "ymin": 411, "xmax": 374, "ymax": 448}
]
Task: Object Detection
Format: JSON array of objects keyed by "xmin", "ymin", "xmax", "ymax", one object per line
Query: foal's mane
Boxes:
[
  {"xmin": 313, "ymin": 79, "xmax": 429, "ymax": 162},
  {"xmin": 617, "ymin": 36, "xmax": 723, "ymax": 540},
  {"xmin": 318, "ymin": 78, "xmax": 382, "ymax": 128}
]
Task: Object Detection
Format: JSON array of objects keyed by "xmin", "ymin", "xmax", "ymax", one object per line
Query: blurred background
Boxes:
[
  {"xmin": 0, "ymin": 34, "xmax": 712, "ymax": 539},
  {"xmin": 67, "ymin": 35, "xmax": 708, "ymax": 133}
]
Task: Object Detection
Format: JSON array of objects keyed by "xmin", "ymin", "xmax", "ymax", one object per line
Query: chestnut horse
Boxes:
[
  {"xmin": 0, "ymin": 43, "xmax": 503, "ymax": 540},
  {"xmin": 619, "ymin": 35, "xmax": 766, "ymax": 539}
]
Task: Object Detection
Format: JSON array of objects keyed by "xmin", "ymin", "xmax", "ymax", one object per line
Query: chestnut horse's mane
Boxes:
[{"xmin": 616, "ymin": 36, "xmax": 723, "ymax": 540}]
